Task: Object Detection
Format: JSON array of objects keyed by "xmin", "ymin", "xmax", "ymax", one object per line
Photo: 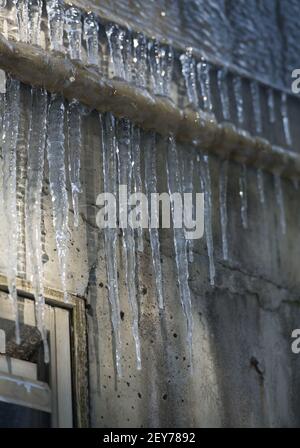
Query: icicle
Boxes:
[
  {"xmin": 256, "ymin": 168, "xmax": 265, "ymax": 205},
  {"xmin": 199, "ymin": 153, "xmax": 215, "ymax": 286},
  {"xmin": 273, "ymin": 172, "xmax": 286, "ymax": 236},
  {"xmin": 16, "ymin": 88, "xmax": 32, "ymax": 279},
  {"xmin": 83, "ymin": 12, "xmax": 99, "ymax": 67},
  {"xmin": 100, "ymin": 113, "xmax": 122, "ymax": 378},
  {"xmin": 132, "ymin": 126, "xmax": 143, "ymax": 253},
  {"xmin": 239, "ymin": 164, "xmax": 248, "ymax": 229},
  {"xmin": 166, "ymin": 135, "xmax": 193, "ymax": 361},
  {"xmin": 67, "ymin": 100, "xmax": 82, "ymax": 228},
  {"xmin": 26, "ymin": 88, "xmax": 49, "ymax": 363},
  {"xmin": 217, "ymin": 67, "xmax": 230, "ymax": 121},
  {"xmin": 250, "ymin": 80, "xmax": 262, "ymax": 134},
  {"xmin": 132, "ymin": 33, "xmax": 148, "ymax": 89},
  {"xmin": 2, "ymin": 78, "xmax": 21, "ymax": 344},
  {"xmin": 197, "ymin": 58, "xmax": 213, "ymax": 113},
  {"xmin": 219, "ymin": 159, "xmax": 229, "ymax": 261},
  {"xmin": 28, "ymin": 0, "xmax": 42, "ymax": 46},
  {"xmin": 65, "ymin": 6, "xmax": 82, "ymax": 61},
  {"xmin": 46, "ymin": 0, "xmax": 64, "ymax": 52},
  {"xmin": 0, "ymin": 1, "xmax": 8, "ymax": 39},
  {"xmin": 233, "ymin": 75, "xmax": 244, "ymax": 126},
  {"xmin": 15, "ymin": 0, "xmax": 29, "ymax": 43},
  {"xmin": 46, "ymin": 94, "xmax": 69, "ymax": 302},
  {"xmin": 180, "ymin": 48, "xmax": 198, "ymax": 109},
  {"xmin": 106, "ymin": 24, "xmax": 126, "ymax": 80},
  {"xmin": 117, "ymin": 118, "xmax": 141, "ymax": 370},
  {"xmin": 267, "ymin": 87, "xmax": 276, "ymax": 124},
  {"xmin": 280, "ymin": 92, "xmax": 292, "ymax": 146},
  {"xmin": 181, "ymin": 150, "xmax": 195, "ymax": 263},
  {"xmin": 149, "ymin": 40, "xmax": 164, "ymax": 96},
  {"xmin": 144, "ymin": 132, "xmax": 164, "ymax": 309},
  {"xmin": 123, "ymin": 30, "xmax": 133, "ymax": 83},
  {"xmin": 161, "ymin": 45, "xmax": 174, "ymax": 98}
]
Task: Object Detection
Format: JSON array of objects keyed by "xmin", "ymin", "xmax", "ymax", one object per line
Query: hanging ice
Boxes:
[
  {"xmin": 46, "ymin": 94, "xmax": 69, "ymax": 302},
  {"xmin": 65, "ymin": 6, "xmax": 82, "ymax": 61},
  {"xmin": 197, "ymin": 58, "xmax": 213, "ymax": 113},
  {"xmin": 117, "ymin": 118, "xmax": 141, "ymax": 370},
  {"xmin": 106, "ymin": 24, "xmax": 126, "ymax": 80},
  {"xmin": 149, "ymin": 40, "xmax": 164, "ymax": 96},
  {"xmin": 100, "ymin": 112, "xmax": 122, "ymax": 378},
  {"xmin": 2, "ymin": 78, "xmax": 21, "ymax": 344},
  {"xmin": 14, "ymin": 0, "xmax": 29, "ymax": 43},
  {"xmin": 26, "ymin": 88, "xmax": 49, "ymax": 362},
  {"xmin": 123, "ymin": 30, "xmax": 133, "ymax": 83},
  {"xmin": 166, "ymin": 135, "xmax": 193, "ymax": 361},
  {"xmin": 46, "ymin": 0, "xmax": 64, "ymax": 52},
  {"xmin": 132, "ymin": 33, "xmax": 148, "ymax": 89},
  {"xmin": 16, "ymin": 87, "xmax": 32, "ymax": 279},
  {"xmin": 250, "ymin": 80, "xmax": 262, "ymax": 134},
  {"xmin": 256, "ymin": 168, "xmax": 265, "ymax": 205},
  {"xmin": 180, "ymin": 48, "xmax": 198, "ymax": 109},
  {"xmin": 67, "ymin": 100, "xmax": 82, "ymax": 228},
  {"xmin": 199, "ymin": 153, "xmax": 215, "ymax": 286},
  {"xmin": 132, "ymin": 126, "xmax": 143, "ymax": 253},
  {"xmin": 144, "ymin": 132, "xmax": 164, "ymax": 309},
  {"xmin": 239, "ymin": 164, "xmax": 248, "ymax": 229},
  {"xmin": 219, "ymin": 159, "xmax": 229, "ymax": 260},
  {"xmin": 161, "ymin": 45, "xmax": 174, "ymax": 98},
  {"xmin": 273, "ymin": 172, "xmax": 286, "ymax": 235},
  {"xmin": 267, "ymin": 88, "xmax": 276, "ymax": 124},
  {"xmin": 28, "ymin": 0, "xmax": 42, "ymax": 46},
  {"xmin": 280, "ymin": 92, "xmax": 292, "ymax": 146},
  {"xmin": 0, "ymin": 1, "xmax": 8, "ymax": 39},
  {"xmin": 217, "ymin": 67, "xmax": 230, "ymax": 121},
  {"xmin": 233, "ymin": 75, "xmax": 244, "ymax": 126},
  {"xmin": 83, "ymin": 12, "xmax": 99, "ymax": 67},
  {"xmin": 181, "ymin": 149, "xmax": 195, "ymax": 263}
]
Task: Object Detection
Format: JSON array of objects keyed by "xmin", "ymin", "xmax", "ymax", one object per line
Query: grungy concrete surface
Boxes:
[{"xmin": 0, "ymin": 92, "xmax": 299, "ymax": 428}]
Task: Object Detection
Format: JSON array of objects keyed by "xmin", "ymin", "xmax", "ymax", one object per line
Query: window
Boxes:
[{"xmin": 0, "ymin": 281, "xmax": 88, "ymax": 428}]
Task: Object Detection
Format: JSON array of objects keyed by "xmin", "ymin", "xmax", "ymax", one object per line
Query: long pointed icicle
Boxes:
[
  {"xmin": 132, "ymin": 33, "xmax": 148, "ymax": 89},
  {"xmin": 117, "ymin": 118, "xmax": 141, "ymax": 370},
  {"xmin": 15, "ymin": 0, "xmax": 29, "ymax": 43},
  {"xmin": 2, "ymin": 78, "xmax": 21, "ymax": 344},
  {"xmin": 219, "ymin": 159, "xmax": 229, "ymax": 260},
  {"xmin": 233, "ymin": 75, "xmax": 244, "ymax": 126},
  {"xmin": 26, "ymin": 88, "xmax": 49, "ymax": 362},
  {"xmin": 65, "ymin": 7, "xmax": 82, "ymax": 61},
  {"xmin": 101, "ymin": 113, "xmax": 122, "ymax": 378},
  {"xmin": 106, "ymin": 24, "xmax": 126, "ymax": 80},
  {"xmin": 182, "ymin": 149, "xmax": 195, "ymax": 263},
  {"xmin": 166, "ymin": 135, "xmax": 193, "ymax": 361},
  {"xmin": 250, "ymin": 80, "xmax": 262, "ymax": 134},
  {"xmin": 217, "ymin": 67, "xmax": 230, "ymax": 121},
  {"xmin": 46, "ymin": 0, "xmax": 64, "ymax": 52},
  {"xmin": 28, "ymin": 0, "xmax": 42, "ymax": 46},
  {"xmin": 144, "ymin": 132, "xmax": 164, "ymax": 309},
  {"xmin": 267, "ymin": 88, "xmax": 276, "ymax": 124},
  {"xmin": 67, "ymin": 100, "xmax": 82, "ymax": 228},
  {"xmin": 239, "ymin": 164, "xmax": 248, "ymax": 229},
  {"xmin": 180, "ymin": 48, "xmax": 198, "ymax": 109},
  {"xmin": 200, "ymin": 153, "xmax": 215, "ymax": 286},
  {"xmin": 197, "ymin": 59, "xmax": 213, "ymax": 114},
  {"xmin": 132, "ymin": 126, "xmax": 143, "ymax": 253},
  {"xmin": 83, "ymin": 12, "xmax": 99, "ymax": 67},
  {"xmin": 273, "ymin": 172, "xmax": 286, "ymax": 236},
  {"xmin": 280, "ymin": 92, "xmax": 292, "ymax": 146},
  {"xmin": 257, "ymin": 168, "xmax": 265, "ymax": 206},
  {"xmin": 46, "ymin": 94, "xmax": 69, "ymax": 302}
]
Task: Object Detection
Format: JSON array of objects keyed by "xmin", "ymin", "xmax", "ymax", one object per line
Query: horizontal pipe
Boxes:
[{"xmin": 0, "ymin": 35, "xmax": 300, "ymax": 179}]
